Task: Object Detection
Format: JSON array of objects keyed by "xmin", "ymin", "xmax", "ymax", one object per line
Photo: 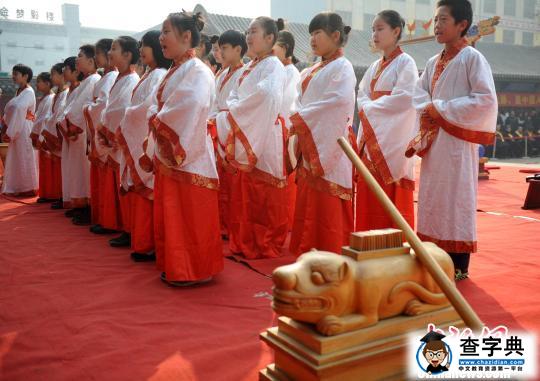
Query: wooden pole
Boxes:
[{"xmin": 338, "ymin": 137, "xmax": 484, "ymax": 331}]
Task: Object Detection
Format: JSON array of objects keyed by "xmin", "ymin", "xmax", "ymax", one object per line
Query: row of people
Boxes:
[{"xmin": 1, "ymin": 0, "xmax": 498, "ymax": 282}]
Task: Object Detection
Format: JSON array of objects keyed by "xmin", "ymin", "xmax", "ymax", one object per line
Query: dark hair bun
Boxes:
[
  {"xmin": 193, "ymin": 12, "xmax": 205, "ymax": 31},
  {"xmin": 276, "ymin": 18, "xmax": 285, "ymax": 32},
  {"xmin": 344, "ymin": 25, "xmax": 351, "ymax": 35}
]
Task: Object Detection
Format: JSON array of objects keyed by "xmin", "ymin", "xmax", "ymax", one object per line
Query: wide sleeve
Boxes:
[
  {"xmin": 5, "ymin": 92, "xmax": 34, "ymax": 140},
  {"xmin": 430, "ymin": 51, "xmax": 497, "ymax": 143},
  {"xmin": 356, "ymin": 64, "xmax": 374, "ymax": 112},
  {"xmin": 290, "ymin": 62, "xmax": 355, "ymax": 177},
  {"xmin": 153, "ymin": 64, "xmax": 214, "ymax": 169}
]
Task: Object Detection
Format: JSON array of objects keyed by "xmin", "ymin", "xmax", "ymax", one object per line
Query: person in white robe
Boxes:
[
  {"xmin": 1, "ymin": 64, "xmax": 37, "ymax": 196},
  {"xmin": 406, "ymin": 3, "xmax": 497, "ymax": 280}
]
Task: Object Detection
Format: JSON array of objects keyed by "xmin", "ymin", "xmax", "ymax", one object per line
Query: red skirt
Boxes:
[
  {"xmin": 355, "ymin": 179, "xmax": 415, "ymax": 232},
  {"xmin": 227, "ymin": 171, "xmax": 243, "ymax": 254},
  {"xmin": 154, "ymin": 169, "xmax": 223, "ymax": 281},
  {"xmin": 217, "ymin": 162, "xmax": 231, "ymax": 236},
  {"xmin": 130, "ymin": 191, "xmax": 154, "ymax": 253},
  {"xmin": 38, "ymin": 152, "xmax": 62, "ymax": 200},
  {"xmin": 90, "ymin": 162, "xmax": 102, "ymax": 224},
  {"xmin": 289, "ymin": 175, "xmax": 353, "ymax": 257},
  {"xmin": 287, "ymin": 172, "xmax": 296, "ymax": 231},
  {"xmin": 236, "ymin": 171, "xmax": 288, "ymax": 259},
  {"xmin": 99, "ymin": 166, "xmax": 123, "ymax": 231},
  {"xmin": 120, "ymin": 191, "xmax": 132, "ymax": 233}
]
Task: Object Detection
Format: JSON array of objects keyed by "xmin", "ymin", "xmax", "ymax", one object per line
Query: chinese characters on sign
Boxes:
[{"xmin": 0, "ymin": 6, "xmax": 55, "ymax": 22}]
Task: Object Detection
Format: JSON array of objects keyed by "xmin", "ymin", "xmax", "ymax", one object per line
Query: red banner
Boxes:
[{"xmin": 497, "ymin": 93, "xmax": 540, "ymax": 107}]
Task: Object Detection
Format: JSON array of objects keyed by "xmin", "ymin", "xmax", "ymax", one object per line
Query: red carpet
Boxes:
[{"xmin": 1, "ymin": 164, "xmax": 539, "ymax": 380}]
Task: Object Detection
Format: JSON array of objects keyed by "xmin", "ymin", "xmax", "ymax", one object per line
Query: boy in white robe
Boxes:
[{"xmin": 406, "ymin": 0, "xmax": 497, "ymax": 280}]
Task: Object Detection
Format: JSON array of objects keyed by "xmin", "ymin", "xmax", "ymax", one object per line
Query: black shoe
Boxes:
[
  {"xmin": 164, "ymin": 276, "xmax": 213, "ymax": 287},
  {"xmin": 72, "ymin": 213, "xmax": 91, "ymax": 226},
  {"xmin": 90, "ymin": 224, "xmax": 117, "ymax": 235},
  {"xmin": 109, "ymin": 232, "xmax": 131, "ymax": 247},
  {"xmin": 51, "ymin": 200, "xmax": 63, "ymax": 209},
  {"xmin": 64, "ymin": 209, "xmax": 74, "ymax": 218},
  {"xmin": 37, "ymin": 197, "xmax": 53, "ymax": 203},
  {"xmin": 130, "ymin": 251, "xmax": 156, "ymax": 262}
]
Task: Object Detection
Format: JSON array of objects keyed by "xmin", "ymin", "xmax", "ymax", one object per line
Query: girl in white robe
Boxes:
[
  {"xmin": 42, "ymin": 63, "xmax": 69, "ymax": 208},
  {"xmin": 406, "ymin": 3, "xmax": 497, "ymax": 280},
  {"xmin": 209, "ymin": 29, "xmax": 246, "ymax": 250},
  {"xmin": 97, "ymin": 37, "xmax": 140, "ymax": 244},
  {"xmin": 356, "ymin": 10, "xmax": 417, "ymax": 231},
  {"xmin": 1, "ymin": 64, "xmax": 37, "ymax": 196},
  {"xmin": 30, "ymin": 72, "xmax": 55, "ymax": 202},
  {"xmin": 216, "ymin": 17, "xmax": 287, "ymax": 259},
  {"xmin": 288, "ymin": 12, "xmax": 355, "ymax": 257},
  {"xmin": 144, "ymin": 12, "xmax": 223, "ymax": 286},
  {"xmin": 117, "ymin": 30, "xmax": 169, "ymax": 260},
  {"xmin": 58, "ymin": 52, "xmax": 100, "ymax": 220},
  {"xmin": 84, "ymin": 38, "xmax": 118, "ymax": 230},
  {"xmin": 273, "ymin": 29, "xmax": 301, "ymax": 231}
]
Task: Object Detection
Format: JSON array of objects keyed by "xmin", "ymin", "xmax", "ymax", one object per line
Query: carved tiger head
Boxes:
[{"xmin": 271, "ymin": 251, "xmax": 355, "ymax": 323}]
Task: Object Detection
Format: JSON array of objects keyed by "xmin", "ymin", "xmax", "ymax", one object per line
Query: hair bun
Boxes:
[
  {"xmin": 344, "ymin": 25, "xmax": 352, "ymax": 35},
  {"xmin": 193, "ymin": 11, "xmax": 205, "ymax": 31},
  {"xmin": 276, "ymin": 18, "xmax": 285, "ymax": 31}
]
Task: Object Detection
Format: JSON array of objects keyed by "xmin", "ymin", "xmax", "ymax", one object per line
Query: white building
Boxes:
[
  {"xmin": 271, "ymin": 0, "xmax": 540, "ymax": 46},
  {"xmin": 0, "ymin": 3, "xmax": 135, "ymax": 76}
]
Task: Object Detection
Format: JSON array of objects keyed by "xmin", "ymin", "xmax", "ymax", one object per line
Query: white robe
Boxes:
[
  {"xmin": 1, "ymin": 87, "xmax": 37, "ymax": 194},
  {"xmin": 99, "ymin": 72, "xmax": 139, "ymax": 168},
  {"xmin": 412, "ymin": 46, "xmax": 498, "ymax": 252},
  {"xmin": 291, "ymin": 56, "xmax": 355, "ymax": 199},
  {"xmin": 216, "ymin": 56, "xmax": 286, "ymax": 186},
  {"xmin": 356, "ymin": 51, "xmax": 417, "ymax": 186},
  {"xmin": 210, "ymin": 63, "xmax": 245, "ymax": 120},
  {"xmin": 31, "ymin": 93, "xmax": 54, "ymax": 143},
  {"xmin": 281, "ymin": 64, "xmax": 300, "ymax": 131},
  {"xmin": 148, "ymin": 57, "xmax": 218, "ymax": 187},
  {"xmin": 118, "ymin": 68, "xmax": 166, "ymax": 196},
  {"xmin": 59, "ymin": 73, "xmax": 100, "ymax": 203},
  {"xmin": 84, "ymin": 70, "xmax": 118, "ymax": 165},
  {"xmin": 42, "ymin": 89, "xmax": 68, "ymax": 158}
]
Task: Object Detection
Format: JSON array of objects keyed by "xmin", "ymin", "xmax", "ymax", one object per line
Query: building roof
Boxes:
[{"xmin": 136, "ymin": 4, "xmax": 540, "ymax": 82}]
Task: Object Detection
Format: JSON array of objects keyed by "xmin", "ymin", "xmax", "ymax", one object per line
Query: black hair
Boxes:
[
  {"xmin": 141, "ymin": 30, "xmax": 172, "ymax": 69},
  {"xmin": 436, "ymin": 0, "xmax": 473, "ymax": 37},
  {"xmin": 51, "ymin": 62, "xmax": 64, "ymax": 75},
  {"xmin": 210, "ymin": 34, "xmax": 220, "ymax": 44},
  {"xmin": 252, "ymin": 17, "xmax": 284, "ymax": 45},
  {"xmin": 200, "ymin": 33, "xmax": 212, "ymax": 56},
  {"xmin": 79, "ymin": 44, "xmax": 96, "ymax": 60},
  {"xmin": 204, "ymin": 53, "xmax": 218, "ymax": 66},
  {"xmin": 12, "ymin": 64, "xmax": 33, "ymax": 82},
  {"xmin": 167, "ymin": 11, "xmax": 205, "ymax": 48},
  {"xmin": 276, "ymin": 30, "xmax": 298, "ymax": 63},
  {"xmin": 116, "ymin": 36, "xmax": 140, "ymax": 65},
  {"xmin": 309, "ymin": 12, "xmax": 352, "ymax": 46},
  {"xmin": 63, "ymin": 56, "xmax": 83, "ymax": 82},
  {"xmin": 377, "ymin": 10, "xmax": 406, "ymax": 41},
  {"xmin": 95, "ymin": 38, "xmax": 113, "ymax": 55},
  {"xmin": 218, "ymin": 29, "xmax": 248, "ymax": 57},
  {"xmin": 37, "ymin": 72, "xmax": 52, "ymax": 85}
]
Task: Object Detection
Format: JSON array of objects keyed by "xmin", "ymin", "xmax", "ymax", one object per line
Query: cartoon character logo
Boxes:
[{"xmin": 416, "ymin": 331, "xmax": 452, "ymax": 375}]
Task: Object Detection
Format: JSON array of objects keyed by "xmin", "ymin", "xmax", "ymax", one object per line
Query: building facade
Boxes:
[
  {"xmin": 271, "ymin": 0, "xmax": 540, "ymax": 46},
  {"xmin": 0, "ymin": 3, "xmax": 134, "ymax": 76}
]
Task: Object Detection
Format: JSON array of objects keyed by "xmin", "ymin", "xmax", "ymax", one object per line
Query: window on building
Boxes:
[
  {"xmin": 522, "ymin": 31, "xmax": 534, "ymax": 46},
  {"xmin": 503, "ymin": 29, "xmax": 515, "ymax": 44},
  {"xmin": 35, "ymin": 59, "xmax": 45, "ymax": 66},
  {"xmin": 34, "ymin": 43, "xmax": 44, "ymax": 50},
  {"xmin": 8, "ymin": 58, "xmax": 17, "ymax": 65},
  {"xmin": 483, "ymin": 0, "xmax": 497, "ymax": 13},
  {"xmin": 523, "ymin": 0, "xmax": 535, "ymax": 18},
  {"xmin": 504, "ymin": 0, "xmax": 516, "ymax": 16},
  {"xmin": 55, "ymin": 44, "xmax": 64, "ymax": 51},
  {"xmin": 6, "ymin": 41, "xmax": 16, "ymax": 47},
  {"xmin": 335, "ymin": 10, "xmax": 352, "ymax": 27}
]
